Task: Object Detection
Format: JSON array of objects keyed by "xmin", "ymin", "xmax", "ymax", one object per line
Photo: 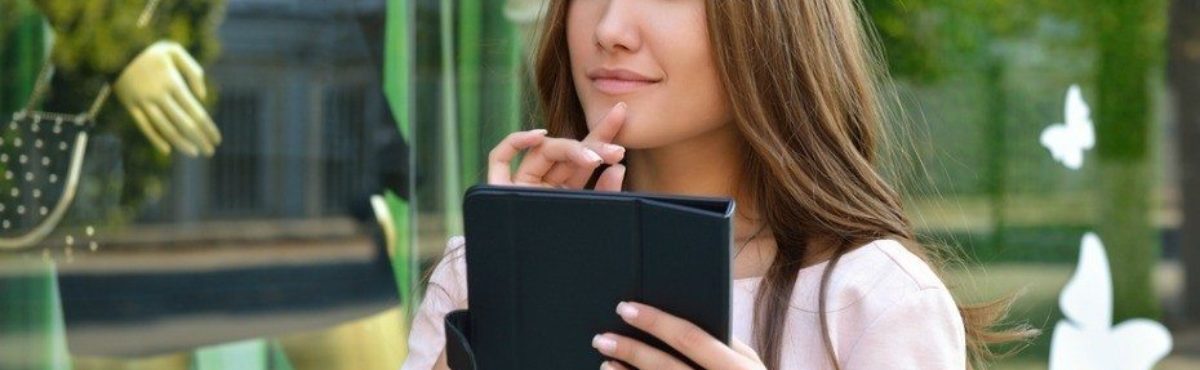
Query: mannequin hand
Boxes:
[
  {"xmin": 593, "ymin": 302, "xmax": 767, "ymax": 370},
  {"xmin": 114, "ymin": 41, "xmax": 221, "ymax": 157},
  {"xmin": 486, "ymin": 103, "xmax": 627, "ymax": 191}
]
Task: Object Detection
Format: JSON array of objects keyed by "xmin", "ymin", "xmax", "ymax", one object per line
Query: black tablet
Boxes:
[{"xmin": 453, "ymin": 185, "xmax": 734, "ymax": 369}]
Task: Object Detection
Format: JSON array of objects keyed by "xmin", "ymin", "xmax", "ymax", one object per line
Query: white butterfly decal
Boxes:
[
  {"xmin": 1049, "ymin": 233, "xmax": 1173, "ymax": 370},
  {"xmin": 1040, "ymin": 85, "xmax": 1095, "ymax": 170}
]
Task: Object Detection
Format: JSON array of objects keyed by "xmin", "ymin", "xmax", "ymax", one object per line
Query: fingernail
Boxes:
[
  {"xmin": 584, "ymin": 149, "xmax": 603, "ymax": 164},
  {"xmin": 600, "ymin": 361, "xmax": 617, "ymax": 370},
  {"xmin": 603, "ymin": 144, "xmax": 625, "ymax": 156},
  {"xmin": 531, "ymin": 129, "xmax": 548, "ymax": 135},
  {"xmin": 592, "ymin": 334, "xmax": 617, "ymax": 354},
  {"xmin": 616, "ymin": 102, "xmax": 627, "ymax": 110},
  {"xmin": 616, "ymin": 302, "xmax": 638, "ymax": 320}
]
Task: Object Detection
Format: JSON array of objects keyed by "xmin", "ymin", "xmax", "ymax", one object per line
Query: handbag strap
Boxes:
[{"xmin": 18, "ymin": 61, "xmax": 110, "ymax": 123}]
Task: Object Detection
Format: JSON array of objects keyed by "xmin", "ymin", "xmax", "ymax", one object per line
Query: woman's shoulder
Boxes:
[
  {"xmin": 732, "ymin": 240, "xmax": 966, "ymax": 367},
  {"xmin": 441, "ymin": 234, "xmax": 468, "ymax": 273},
  {"xmin": 816, "ymin": 240, "xmax": 966, "ymax": 367},
  {"xmin": 423, "ymin": 235, "xmax": 469, "ymax": 306},
  {"xmin": 840, "ymin": 239, "xmax": 947, "ymax": 291},
  {"xmin": 781, "ymin": 238, "xmax": 953, "ymax": 313}
]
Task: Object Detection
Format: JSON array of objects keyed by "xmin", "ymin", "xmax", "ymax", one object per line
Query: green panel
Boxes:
[
  {"xmin": 384, "ymin": 191, "xmax": 414, "ymax": 315},
  {"xmin": 0, "ymin": 4, "xmax": 65, "ymax": 370},
  {"xmin": 384, "ymin": 0, "xmax": 412, "ymax": 141},
  {"xmin": 268, "ymin": 340, "xmax": 295, "ymax": 370},
  {"xmin": 455, "ymin": 0, "xmax": 525, "ymax": 196},
  {"xmin": 481, "ymin": 1, "xmax": 524, "ymax": 160},
  {"xmin": 440, "ymin": 0, "xmax": 463, "ymax": 235},
  {"xmin": 0, "ymin": 260, "xmax": 72, "ymax": 370},
  {"xmin": 193, "ymin": 339, "xmax": 269, "ymax": 370},
  {"xmin": 1, "ymin": 0, "xmax": 45, "ymax": 114},
  {"xmin": 457, "ymin": 0, "xmax": 483, "ymax": 189}
]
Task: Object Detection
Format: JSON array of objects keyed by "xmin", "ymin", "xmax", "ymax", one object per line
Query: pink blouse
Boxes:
[{"xmin": 401, "ymin": 236, "xmax": 967, "ymax": 369}]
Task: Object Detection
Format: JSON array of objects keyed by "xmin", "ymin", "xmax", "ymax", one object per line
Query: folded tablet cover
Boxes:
[{"xmin": 462, "ymin": 185, "xmax": 733, "ymax": 369}]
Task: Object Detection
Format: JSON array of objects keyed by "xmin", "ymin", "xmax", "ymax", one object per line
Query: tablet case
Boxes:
[{"xmin": 445, "ymin": 185, "xmax": 734, "ymax": 370}]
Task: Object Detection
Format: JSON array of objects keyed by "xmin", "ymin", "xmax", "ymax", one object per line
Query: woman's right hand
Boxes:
[{"xmin": 488, "ymin": 103, "xmax": 629, "ymax": 191}]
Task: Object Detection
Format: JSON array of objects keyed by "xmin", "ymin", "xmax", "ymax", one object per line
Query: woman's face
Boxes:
[{"xmin": 567, "ymin": 0, "xmax": 732, "ymax": 149}]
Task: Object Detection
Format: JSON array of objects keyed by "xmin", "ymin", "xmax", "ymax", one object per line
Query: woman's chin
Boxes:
[
  {"xmin": 594, "ymin": 116, "xmax": 682, "ymax": 150},
  {"xmin": 609, "ymin": 130, "xmax": 648, "ymax": 149},
  {"xmin": 610, "ymin": 132, "xmax": 669, "ymax": 151}
]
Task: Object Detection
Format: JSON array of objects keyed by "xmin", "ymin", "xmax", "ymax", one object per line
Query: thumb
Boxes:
[{"xmin": 731, "ymin": 338, "xmax": 763, "ymax": 362}]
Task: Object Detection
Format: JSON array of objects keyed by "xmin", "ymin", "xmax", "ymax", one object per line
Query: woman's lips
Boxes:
[
  {"xmin": 592, "ymin": 78, "xmax": 658, "ymax": 95},
  {"xmin": 587, "ymin": 68, "xmax": 662, "ymax": 95}
]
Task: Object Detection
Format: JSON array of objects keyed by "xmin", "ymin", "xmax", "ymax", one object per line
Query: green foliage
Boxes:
[
  {"xmin": 864, "ymin": 0, "xmax": 1169, "ymax": 358},
  {"xmin": 860, "ymin": 0, "xmax": 1092, "ymax": 81},
  {"xmin": 32, "ymin": 0, "xmax": 222, "ymax": 78},
  {"xmin": 1093, "ymin": 0, "xmax": 1166, "ymax": 161},
  {"xmin": 1088, "ymin": 0, "xmax": 1166, "ymax": 323}
]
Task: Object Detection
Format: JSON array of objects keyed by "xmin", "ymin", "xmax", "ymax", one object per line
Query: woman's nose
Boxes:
[{"xmin": 594, "ymin": 0, "xmax": 641, "ymax": 53}]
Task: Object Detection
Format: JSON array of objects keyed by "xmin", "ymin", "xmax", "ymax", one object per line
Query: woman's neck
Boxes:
[
  {"xmin": 625, "ymin": 124, "xmax": 744, "ymax": 200},
  {"xmin": 625, "ymin": 125, "xmax": 776, "ymax": 278}
]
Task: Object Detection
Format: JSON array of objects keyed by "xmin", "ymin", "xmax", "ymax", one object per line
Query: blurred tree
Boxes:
[
  {"xmin": 1168, "ymin": 0, "xmax": 1200, "ymax": 325},
  {"xmin": 1092, "ymin": 0, "xmax": 1166, "ymax": 323},
  {"xmin": 861, "ymin": 0, "xmax": 1092, "ymax": 259},
  {"xmin": 861, "ymin": 0, "xmax": 1088, "ymax": 82},
  {"xmin": 862, "ymin": 0, "xmax": 1167, "ymax": 327}
]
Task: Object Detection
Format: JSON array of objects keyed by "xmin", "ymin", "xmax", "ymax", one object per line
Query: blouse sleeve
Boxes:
[
  {"xmin": 841, "ymin": 287, "xmax": 967, "ymax": 369},
  {"xmin": 400, "ymin": 236, "xmax": 469, "ymax": 370}
]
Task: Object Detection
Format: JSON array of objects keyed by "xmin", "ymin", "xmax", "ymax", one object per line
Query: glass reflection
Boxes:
[
  {"xmin": 1, "ymin": 0, "xmax": 1197, "ymax": 369},
  {"xmin": 3, "ymin": 0, "xmax": 407, "ymax": 369}
]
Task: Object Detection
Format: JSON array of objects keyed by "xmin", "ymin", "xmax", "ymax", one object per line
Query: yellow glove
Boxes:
[{"xmin": 113, "ymin": 41, "xmax": 221, "ymax": 157}]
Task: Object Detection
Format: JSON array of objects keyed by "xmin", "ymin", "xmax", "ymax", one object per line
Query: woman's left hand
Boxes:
[{"xmin": 592, "ymin": 302, "xmax": 767, "ymax": 370}]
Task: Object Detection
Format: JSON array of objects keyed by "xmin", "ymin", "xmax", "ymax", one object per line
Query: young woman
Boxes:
[{"xmin": 402, "ymin": 0, "xmax": 1035, "ymax": 369}]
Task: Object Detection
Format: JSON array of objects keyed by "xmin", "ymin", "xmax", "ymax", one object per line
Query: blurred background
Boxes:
[{"xmin": 0, "ymin": 0, "xmax": 1197, "ymax": 369}]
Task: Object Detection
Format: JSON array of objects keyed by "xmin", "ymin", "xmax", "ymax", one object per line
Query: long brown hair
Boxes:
[{"xmin": 533, "ymin": 0, "xmax": 1038, "ymax": 368}]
